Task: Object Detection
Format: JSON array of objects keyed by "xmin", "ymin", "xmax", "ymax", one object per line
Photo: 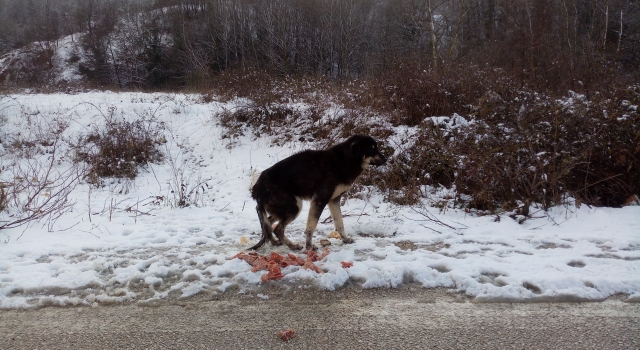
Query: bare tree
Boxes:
[{"xmin": 0, "ymin": 0, "xmax": 637, "ymax": 90}]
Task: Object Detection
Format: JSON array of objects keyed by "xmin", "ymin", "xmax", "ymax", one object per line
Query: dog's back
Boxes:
[{"xmin": 252, "ymin": 148, "xmax": 350, "ymax": 201}]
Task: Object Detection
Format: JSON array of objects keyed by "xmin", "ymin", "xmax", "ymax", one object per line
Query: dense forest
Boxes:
[{"xmin": 0, "ymin": 0, "xmax": 638, "ymax": 92}]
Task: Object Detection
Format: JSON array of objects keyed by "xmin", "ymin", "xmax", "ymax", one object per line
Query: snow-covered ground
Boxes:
[{"xmin": 0, "ymin": 92, "xmax": 639, "ymax": 309}]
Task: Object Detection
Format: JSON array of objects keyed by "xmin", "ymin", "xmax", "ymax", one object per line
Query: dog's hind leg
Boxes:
[
  {"xmin": 273, "ymin": 217, "xmax": 302, "ymax": 251},
  {"xmin": 268, "ymin": 195, "xmax": 303, "ymax": 251},
  {"xmin": 328, "ymin": 196, "xmax": 354, "ymax": 244}
]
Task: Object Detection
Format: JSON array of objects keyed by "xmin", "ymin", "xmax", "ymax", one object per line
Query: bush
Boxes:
[
  {"xmin": 214, "ymin": 69, "xmax": 639, "ymax": 211},
  {"xmin": 358, "ymin": 65, "xmax": 487, "ymax": 127},
  {"xmin": 358, "ymin": 125, "xmax": 456, "ymax": 205},
  {"xmin": 220, "ymin": 104, "xmax": 295, "ymax": 137},
  {"xmin": 219, "ymin": 102, "xmax": 324, "ymax": 144},
  {"xmin": 455, "ymin": 91, "xmax": 589, "ymax": 212},
  {"xmin": 371, "ymin": 87, "xmax": 639, "ymax": 210},
  {"xmin": 566, "ymin": 87, "xmax": 640, "ymax": 206},
  {"xmin": 73, "ymin": 110, "xmax": 165, "ymax": 184}
]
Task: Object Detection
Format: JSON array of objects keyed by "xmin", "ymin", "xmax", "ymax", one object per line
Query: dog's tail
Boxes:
[
  {"xmin": 249, "ymin": 199, "xmax": 272, "ymax": 250},
  {"xmin": 249, "ymin": 173, "xmax": 271, "ymax": 250}
]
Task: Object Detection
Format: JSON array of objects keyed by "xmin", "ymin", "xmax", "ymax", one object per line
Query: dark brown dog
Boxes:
[{"xmin": 250, "ymin": 135, "xmax": 387, "ymax": 251}]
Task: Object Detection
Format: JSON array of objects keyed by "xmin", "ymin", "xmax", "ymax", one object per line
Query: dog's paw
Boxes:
[
  {"xmin": 288, "ymin": 243, "xmax": 304, "ymax": 251},
  {"xmin": 271, "ymin": 239, "xmax": 283, "ymax": 246},
  {"xmin": 306, "ymin": 244, "xmax": 319, "ymax": 251},
  {"xmin": 342, "ymin": 236, "xmax": 355, "ymax": 244}
]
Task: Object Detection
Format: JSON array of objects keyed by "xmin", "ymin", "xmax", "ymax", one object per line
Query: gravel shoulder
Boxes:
[{"xmin": 1, "ymin": 287, "xmax": 639, "ymax": 349}]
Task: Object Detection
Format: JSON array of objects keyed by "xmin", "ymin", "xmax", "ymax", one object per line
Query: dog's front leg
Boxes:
[
  {"xmin": 328, "ymin": 196, "xmax": 354, "ymax": 244},
  {"xmin": 304, "ymin": 198, "xmax": 326, "ymax": 250}
]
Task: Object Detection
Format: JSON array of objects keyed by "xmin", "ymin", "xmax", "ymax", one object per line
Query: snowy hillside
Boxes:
[
  {"xmin": 0, "ymin": 92, "xmax": 639, "ymax": 309},
  {"xmin": 0, "ymin": 35, "xmax": 86, "ymax": 87}
]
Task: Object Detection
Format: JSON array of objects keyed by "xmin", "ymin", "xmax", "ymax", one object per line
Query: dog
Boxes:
[{"xmin": 250, "ymin": 135, "xmax": 387, "ymax": 251}]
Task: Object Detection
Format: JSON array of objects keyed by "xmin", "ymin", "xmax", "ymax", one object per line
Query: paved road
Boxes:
[{"xmin": 1, "ymin": 287, "xmax": 638, "ymax": 349}]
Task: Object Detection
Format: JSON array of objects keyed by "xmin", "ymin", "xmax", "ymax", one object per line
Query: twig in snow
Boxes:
[
  {"xmin": 321, "ymin": 212, "xmax": 369, "ymax": 224},
  {"xmin": 405, "ymin": 205, "xmax": 464, "ymax": 235}
]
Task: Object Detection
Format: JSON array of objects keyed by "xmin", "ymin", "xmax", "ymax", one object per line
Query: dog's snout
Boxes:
[{"xmin": 373, "ymin": 153, "xmax": 387, "ymax": 166}]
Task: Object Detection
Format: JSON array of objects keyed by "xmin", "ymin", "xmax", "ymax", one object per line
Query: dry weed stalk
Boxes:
[
  {"xmin": 163, "ymin": 133, "xmax": 210, "ymax": 208},
  {"xmin": 0, "ymin": 137, "xmax": 85, "ymax": 234}
]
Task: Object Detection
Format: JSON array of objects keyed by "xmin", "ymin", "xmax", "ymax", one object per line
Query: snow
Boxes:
[{"xmin": 0, "ymin": 91, "xmax": 639, "ymax": 309}]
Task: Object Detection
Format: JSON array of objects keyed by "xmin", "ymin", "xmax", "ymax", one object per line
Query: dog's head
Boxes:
[{"xmin": 348, "ymin": 135, "xmax": 387, "ymax": 168}]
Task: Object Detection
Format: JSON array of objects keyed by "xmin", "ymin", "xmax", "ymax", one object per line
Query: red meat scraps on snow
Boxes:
[
  {"xmin": 261, "ymin": 264, "xmax": 284, "ymax": 282},
  {"xmin": 228, "ymin": 252, "xmax": 259, "ymax": 265},
  {"xmin": 269, "ymin": 252, "xmax": 284, "ymax": 264},
  {"xmin": 305, "ymin": 246, "xmax": 330, "ymax": 263},
  {"xmin": 250, "ymin": 256, "xmax": 271, "ymax": 272},
  {"xmin": 341, "ymin": 261, "xmax": 354, "ymax": 268},
  {"xmin": 231, "ymin": 248, "xmax": 330, "ymax": 281},
  {"xmin": 280, "ymin": 253, "xmax": 305, "ymax": 267},
  {"xmin": 301, "ymin": 260, "xmax": 323, "ymax": 273},
  {"xmin": 300, "ymin": 246, "xmax": 330, "ymax": 274}
]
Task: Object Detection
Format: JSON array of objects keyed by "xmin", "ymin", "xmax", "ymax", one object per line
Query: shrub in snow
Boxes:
[
  {"xmin": 218, "ymin": 82, "xmax": 639, "ymax": 213},
  {"xmin": 72, "ymin": 109, "xmax": 165, "ymax": 184}
]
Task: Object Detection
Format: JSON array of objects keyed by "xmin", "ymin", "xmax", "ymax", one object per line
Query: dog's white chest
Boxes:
[{"xmin": 331, "ymin": 184, "xmax": 352, "ymax": 199}]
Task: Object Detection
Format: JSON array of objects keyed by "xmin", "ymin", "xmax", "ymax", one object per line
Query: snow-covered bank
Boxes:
[{"xmin": 1, "ymin": 92, "xmax": 639, "ymax": 309}]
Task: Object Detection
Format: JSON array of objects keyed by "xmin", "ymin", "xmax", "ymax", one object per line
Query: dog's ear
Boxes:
[{"xmin": 350, "ymin": 141, "xmax": 361, "ymax": 159}]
